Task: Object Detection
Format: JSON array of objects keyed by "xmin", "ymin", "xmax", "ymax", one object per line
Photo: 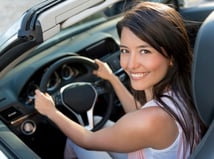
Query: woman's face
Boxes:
[{"xmin": 120, "ymin": 27, "xmax": 171, "ymax": 96}]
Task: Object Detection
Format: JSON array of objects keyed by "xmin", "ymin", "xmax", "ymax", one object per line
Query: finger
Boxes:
[
  {"xmin": 94, "ymin": 59, "xmax": 103, "ymax": 67},
  {"xmin": 94, "ymin": 59, "xmax": 100, "ymax": 63},
  {"xmin": 93, "ymin": 69, "xmax": 98, "ymax": 75},
  {"xmin": 35, "ymin": 89, "xmax": 45, "ymax": 97},
  {"xmin": 44, "ymin": 92, "xmax": 52, "ymax": 98},
  {"xmin": 35, "ymin": 89, "xmax": 40, "ymax": 95}
]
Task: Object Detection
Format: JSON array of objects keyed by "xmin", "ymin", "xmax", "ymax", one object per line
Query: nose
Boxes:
[{"xmin": 127, "ymin": 52, "xmax": 139, "ymax": 70}]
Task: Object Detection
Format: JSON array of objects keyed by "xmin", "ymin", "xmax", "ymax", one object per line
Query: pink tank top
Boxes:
[{"xmin": 128, "ymin": 92, "xmax": 190, "ymax": 159}]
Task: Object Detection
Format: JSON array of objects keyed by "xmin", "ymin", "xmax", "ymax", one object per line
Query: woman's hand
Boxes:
[
  {"xmin": 93, "ymin": 59, "xmax": 114, "ymax": 81},
  {"xmin": 34, "ymin": 89, "xmax": 57, "ymax": 117}
]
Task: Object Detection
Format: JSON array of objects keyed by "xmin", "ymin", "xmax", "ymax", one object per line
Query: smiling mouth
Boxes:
[{"xmin": 130, "ymin": 72, "xmax": 149, "ymax": 80}]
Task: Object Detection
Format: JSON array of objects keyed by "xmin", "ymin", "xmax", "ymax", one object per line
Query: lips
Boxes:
[{"xmin": 129, "ymin": 72, "xmax": 149, "ymax": 80}]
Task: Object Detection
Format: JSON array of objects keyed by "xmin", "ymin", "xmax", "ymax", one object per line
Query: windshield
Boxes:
[
  {"xmin": 0, "ymin": 0, "xmax": 45, "ymax": 50},
  {"xmin": 0, "ymin": 0, "xmax": 44, "ymax": 36}
]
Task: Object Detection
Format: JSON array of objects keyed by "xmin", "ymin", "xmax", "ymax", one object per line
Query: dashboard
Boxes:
[{"xmin": 0, "ymin": 34, "xmax": 122, "ymax": 125}]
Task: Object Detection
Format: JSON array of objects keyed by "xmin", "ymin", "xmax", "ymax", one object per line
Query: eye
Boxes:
[
  {"xmin": 120, "ymin": 48, "xmax": 129, "ymax": 54},
  {"xmin": 140, "ymin": 49, "xmax": 150, "ymax": 55}
]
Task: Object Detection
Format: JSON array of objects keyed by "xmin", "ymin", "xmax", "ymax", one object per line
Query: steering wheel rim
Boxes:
[{"xmin": 39, "ymin": 55, "xmax": 114, "ymax": 131}]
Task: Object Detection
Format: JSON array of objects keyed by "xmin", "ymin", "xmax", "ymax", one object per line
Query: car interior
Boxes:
[
  {"xmin": 0, "ymin": 0, "xmax": 214, "ymax": 159},
  {"xmin": 189, "ymin": 10, "xmax": 214, "ymax": 159}
]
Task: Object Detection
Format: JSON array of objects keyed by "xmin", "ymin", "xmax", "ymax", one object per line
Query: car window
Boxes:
[{"xmin": 0, "ymin": 0, "xmax": 44, "ymax": 36}]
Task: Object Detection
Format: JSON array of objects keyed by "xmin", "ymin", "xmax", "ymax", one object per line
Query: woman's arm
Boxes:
[
  {"xmin": 34, "ymin": 89, "xmax": 178, "ymax": 152},
  {"xmin": 93, "ymin": 59, "xmax": 139, "ymax": 113}
]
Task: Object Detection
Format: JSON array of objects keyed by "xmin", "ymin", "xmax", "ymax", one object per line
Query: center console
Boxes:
[{"xmin": 0, "ymin": 120, "xmax": 40, "ymax": 159}]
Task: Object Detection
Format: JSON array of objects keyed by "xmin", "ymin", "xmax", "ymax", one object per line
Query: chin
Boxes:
[{"xmin": 130, "ymin": 84, "xmax": 145, "ymax": 91}]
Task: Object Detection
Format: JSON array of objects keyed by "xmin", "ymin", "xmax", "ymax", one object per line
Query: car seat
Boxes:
[{"xmin": 189, "ymin": 11, "xmax": 214, "ymax": 159}]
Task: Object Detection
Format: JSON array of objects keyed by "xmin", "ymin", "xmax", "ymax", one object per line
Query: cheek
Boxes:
[
  {"xmin": 146, "ymin": 58, "xmax": 163, "ymax": 70},
  {"xmin": 143, "ymin": 52, "xmax": 169, "ymax": 70},
  {"xmin": 148, "ymin": 57, "xmax": 170, "ymax": 78},
  {"xmin": 120, "ymin": 54, "xmax": 128, "ymax": 69}
]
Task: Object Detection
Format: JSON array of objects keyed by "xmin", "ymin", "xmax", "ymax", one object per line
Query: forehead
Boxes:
[{"xmin": 120, "ymin": 27, "xmax": 151, "ymax": 48}]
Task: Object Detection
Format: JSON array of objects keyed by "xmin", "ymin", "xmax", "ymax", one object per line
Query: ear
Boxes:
[
  {"xmin": 169, "ymin": 60, "xmax": 173, "ymax": 66},
  {"xmin": 160, "ymin": 47, "xmax": 173, "ymax": 66}
]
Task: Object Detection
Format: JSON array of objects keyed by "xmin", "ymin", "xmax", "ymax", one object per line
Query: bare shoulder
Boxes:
[{"xmin": 115, "ymin": 106, "xmax": 179, "ymax": 150}]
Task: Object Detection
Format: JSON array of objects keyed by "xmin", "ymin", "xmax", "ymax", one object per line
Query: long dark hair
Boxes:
[{"xmin": 117, "ymin": 1, "xmax": 206, "ymax": 152}]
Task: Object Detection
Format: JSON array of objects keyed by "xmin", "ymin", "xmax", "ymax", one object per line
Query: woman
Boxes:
[{"xmin": 34, "ymin": 2, "xmax": 206, "ymax": 159}]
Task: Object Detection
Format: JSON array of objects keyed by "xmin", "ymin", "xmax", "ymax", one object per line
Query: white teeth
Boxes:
[{"xmin": 130, "ymin": 73, "xmax": 147, "ymax": 78}]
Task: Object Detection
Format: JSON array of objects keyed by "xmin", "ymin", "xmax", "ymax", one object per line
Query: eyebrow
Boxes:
[
  {"xmin": 119, "ymin": 45, "xmax": 128, "ymax": 48},
  {"xmin": 119, "ymin": 44, "xmax": 151, "ymax": 48}
]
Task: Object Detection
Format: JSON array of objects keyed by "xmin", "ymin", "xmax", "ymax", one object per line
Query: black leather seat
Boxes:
[{"xmin": 190, "ymin": 11, "xmax": 214, "ymax": 159}]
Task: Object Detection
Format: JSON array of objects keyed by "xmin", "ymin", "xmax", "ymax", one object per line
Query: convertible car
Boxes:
[{"xmin": 0, "ymin": 0, "xmax": 214, "ymax": 158}]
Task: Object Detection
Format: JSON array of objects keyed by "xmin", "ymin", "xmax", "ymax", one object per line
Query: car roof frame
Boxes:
[{"xmin": 0, "ymin": 0, "xmax": 122, "ymax": 75}]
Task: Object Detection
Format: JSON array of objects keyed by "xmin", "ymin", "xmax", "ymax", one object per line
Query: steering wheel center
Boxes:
[{"xmin": 59, "ymin": 82, "xmax": 97, "ymax": 114}]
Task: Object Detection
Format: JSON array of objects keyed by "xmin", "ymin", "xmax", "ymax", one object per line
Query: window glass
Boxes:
[{"xmin": 0, "ymin": 0, "xmax": 44, "ymax": 36}]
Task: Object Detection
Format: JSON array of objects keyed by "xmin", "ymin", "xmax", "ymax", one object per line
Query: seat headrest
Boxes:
[{"xmin": 192, "ymin": 11, "xmax": 214, "ymax": 127}]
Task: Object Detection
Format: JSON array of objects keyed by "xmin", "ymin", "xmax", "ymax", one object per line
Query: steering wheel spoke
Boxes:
[
  {"xmin": 67, "ymin": 107, "xmax": 95, "ymax": 130},
  {"xmin": 79, "ymin": 108, "xmax": 95, "ymax": 130}
]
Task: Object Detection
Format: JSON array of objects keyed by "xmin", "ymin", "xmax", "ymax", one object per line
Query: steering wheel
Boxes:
[{"xmin": 39, "ymin": 56, "xmax": 114, "ymax": 131}]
